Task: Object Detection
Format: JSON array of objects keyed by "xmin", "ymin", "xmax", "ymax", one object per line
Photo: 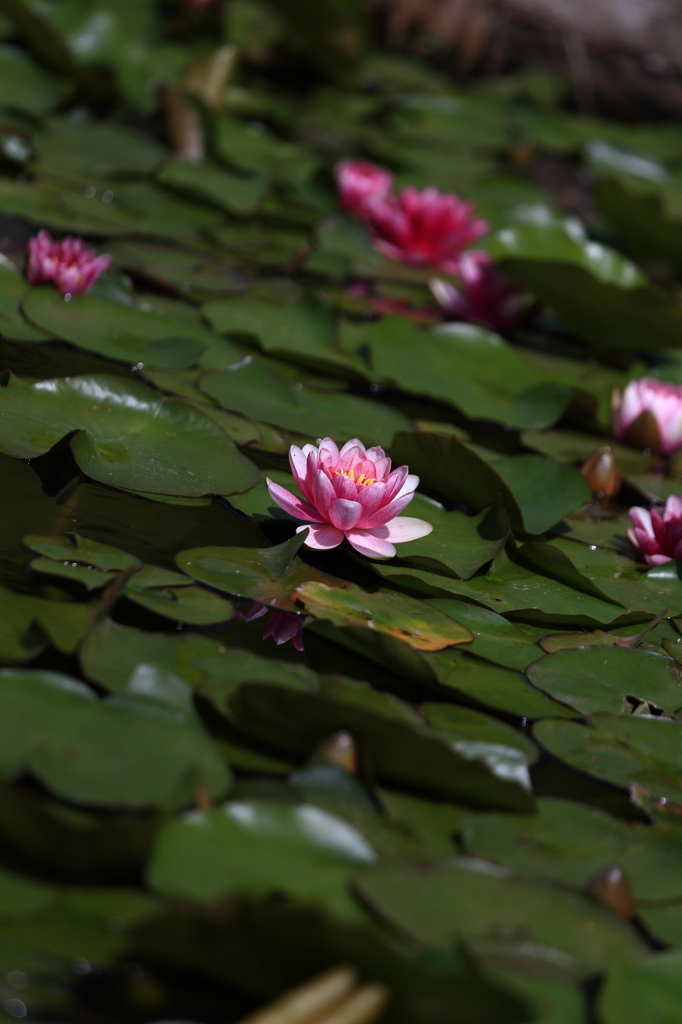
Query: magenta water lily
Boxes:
[
  {"xmin": 242, "ymin": 602, "xmax": 305, "ymax": 651},
  {"xmin": 27, "ymin": 230, "xmax": 112, "ymax": 299},
  {"xmin": 335, "ymin": 159, "xmax": 488, "ymax": 271},
  {"xmin": 266, "ymin": 438, "xmax": 433, "ymax": 558},
  {"xmin": 431, "ymin": 251, "xmax": 531, "ymax": 331},
  {"xmin": 363, "ymin": 186, "xmax": 488, "ymax": 272}
]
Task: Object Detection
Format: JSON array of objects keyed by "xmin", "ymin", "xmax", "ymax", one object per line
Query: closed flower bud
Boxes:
[
  {"xmin": 581, "ymin": 446, "xmax": 623, "ymax": 499},
  {"xmin": 316, "ymin": 731, "xmax": 358, "ymax": 774},
  {"xmin": 612, "ymin": 378, "xmax": 682, "ymax": 455},
  {"xmin": 588, "ymin": 864, "xmax": 634, "ymax": 920}
]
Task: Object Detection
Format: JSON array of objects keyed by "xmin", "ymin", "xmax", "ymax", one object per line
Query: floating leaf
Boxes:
[
  {"xmin": 0, "ymin": 667, "xmax": 230, "ymax": 809},
  {"xmin": 292, "ymin": 580, "xmax": 473, "ymax": 652},
  {"xmin": 0, "ymin": 373, "xmax": 259, "ymax": 497},
  {"xmin": 392, "ymin": 432, "xmax": 590, "ymax": 536},
  {"xmin": 355, "ymin": 859, "xmax": 646, "ymax": 981},
  {"xmin": 490, "ymin": 224, "xmax": 682, "ymax": 353},
  {"xmin": 367, "ymin": 317, "xmax": 572, "ymax": 430},
  {"xmin": 147, "ymin": 800, "xmax": 374, "ymax": 918}
]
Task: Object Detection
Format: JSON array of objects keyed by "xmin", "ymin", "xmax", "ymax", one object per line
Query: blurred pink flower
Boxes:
[
  {"xmin": 612, "ymin": 378, "xmax": 682, "ymax": 455},
  {"xmin": 335, "ymin": 160, "xmax": 393, "ymax": 217},
  {"xmin": 629, "ymin": 497, "xmax": 682, "ymax": 566},
  {"xmin": 431, "ymin": 251, "xmax": 531, "ymax": 331},
  {"xmin": 241, "ymin": 602, "xmax": 305, "ymax": 651},
  {"xmin": 266, "ymin": 437, "xmax": 432, "ymax": 559},
  {"xmin": 27, "ymin": 230, "xmax": 111, "ymax": 298},
  {"xmin": 363, "ymin": 187, "xmax": 488, "ymax": 272}
]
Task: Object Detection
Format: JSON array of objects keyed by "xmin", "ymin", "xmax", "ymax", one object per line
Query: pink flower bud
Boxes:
[
  {"xmin": 362, "ymin": 186, "xmax": 488, "ymax": 273},
  {"xmin": 628, "ymin": 496, "xmax": 682, "ymax": 565},
  {"xmin": 239, "ymin": 601, "xmax": 305, "ymax": 650},
  {"xmin": 612, "ymin": 378, "xmax": 682, "ymax": 456},
  {"xmin": 26, "ymin": 230, "xmax": 111, "ymax": 298},
  {"xmin": 335, "ymin": 160, "xmax": 393, "ymax": 218},
  {"xmin": 431, "ymin": 251, "xmax": 532, "ymax": 331},
  {"xmin": 266, "ymin": 438, "xmax": 432, "ymax": 559}
]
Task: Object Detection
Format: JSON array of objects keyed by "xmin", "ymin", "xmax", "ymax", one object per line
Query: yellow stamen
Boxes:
[{"xmin": 333, "ymin": 468, "xmax": 375, "ymax": 486}]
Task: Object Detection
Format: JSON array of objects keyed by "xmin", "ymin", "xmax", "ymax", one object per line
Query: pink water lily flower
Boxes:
[
  {"xmin": 363, "ymin": 187, "xmax": 488, "ymax": 273},
  {"xmin": 335, "ymin": 160, "xmax": 393, "ymax": 218},
  {"xmin": 612, "ymin": 378, "xmax": 682, "ymax": 455},
  {"xmin": 27, "ymin": 230, "xmax": 111, "ymax": 298},
  {"xmin": 266, "ymin": 438, "xmax": 433, "ymax": 558},
  {"xmin": 242, "ymin": 602, "xmax": 305, "ymax": 651},
  {"xmin": 629, "ymin": 496, "xmax": 682, "ymax": 566},
  {"xmin": 431, "ymin": 251, "xmax": 531, "ymax": 331}
]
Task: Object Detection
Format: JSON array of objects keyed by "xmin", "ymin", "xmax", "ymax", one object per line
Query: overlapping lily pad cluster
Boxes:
[{"xmin": 3, "ymin": 1, "xmax": 682, "ymax": 1022}]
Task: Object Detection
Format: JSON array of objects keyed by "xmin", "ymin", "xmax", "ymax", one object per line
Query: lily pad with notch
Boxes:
[{"xmin": 0, "ymin": 372, "xmax": 260, "ymax": 497}]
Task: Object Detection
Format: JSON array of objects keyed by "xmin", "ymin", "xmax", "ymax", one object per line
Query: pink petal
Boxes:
[
  {"xmin": 355, "ymin": 481, "xmax": 387, "ymax": 524},
  {"xmin": 383, "ymin": 465, "xmax": 409, "ymax": 502},
  {"xmin": 328, "ymin": 498, "xmax": 363, "ymax": 530},
  {"xmin": 318, "ymin": 438, "xmax": 340, "ymax": 463},
  {"xmin": 263, "ymin": 610, "xmax": 301, "ymax": 645},
  {"xmin": 339, "ymin": 438, "xmax": 365, "ymax": 458},
  {"xmin": 665, "ymin": 495, "xmax": 682, "ymax": 521},
  {"xmin": 312, "ymin": 468, "xmax": 335, "ymax": 516},
  {"xmin": 266, "ymin": 479, "xmax": 324, "ymax": 523},
  {"xmin": 396, "ymin": 473, "xmax": 419, "ymax": 499},
  {"xmin": 629, "ymin": 507, "xmax": 655, "ymax": 539},
  {"xmin": 331, "ymin": 472, "xmax": 358, "ymax": 500},
  {"xmin": 346, "ymin": 528, "xmax": 396, "ymax": 559},
  {"xmin": 359, "ymin": 490, "xmax": 416, "ymax": 528},
  {"xmin": 381, "ymin": 516, "xmax": 434, "ymax": 543},
  {"xmin": 647, "ymin": 554, "xmax": 673, "ymax": 566},
  {"xmin": 297, "ymin": 522, "xmax": 344, "ymax": 550},
  {"xmin": 241, "ymin": 601, "xmax": 268, "ymax": 622}
]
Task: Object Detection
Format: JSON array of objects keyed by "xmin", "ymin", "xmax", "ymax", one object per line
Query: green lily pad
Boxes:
[
  {"xmin": 526, "ymin": 646, "xmax": 682, "ymax": 717},
  {"xmin": 427, "ymin": 600, "xmax": 553, "ymax": 671},
  {"xmin": 107, "ymin": 240, "xmax": 246, "ymax": 298},
  {"xmin": 355, "ymin": 859, "xmax": 646, "ymax": 981},
  {"xmin": 374, "ymin": 547, "xmax": 627, "ymax": 627},
  {"xmin": 430, "ymin": 647, "xmax": 580, "ymax": 720},
  {"xmin": 34, "ymin": 117, "xmax": 165, "ymax": 180},
  {"xmin": 533, "ymin": 715, "xmax": 682, "ymax": 804},
  {"xmin": 80, "ymin": 617, "xmax": 177, "ymax": 692},
  {"xmin": 22, "ymin": 288, "xmax": 235, "ymax": 369},
  {"xmin": 177, "ymin": 532, "xmax": 342, "ymax": 612},
  {"xmin": 147, "ymin": 799, "xmax": 375, "ymax": 918},
  {"xmin": 390, "ymin": 495, "xmax": 510, "ymax": 580},
  {"xmin": 203, "ymin": 292, "xmax": 364, "ymax": 374},
  {"xmin": 392, "ymin": 432, "xmax": 590, "ymax": 537},
  {"xmin": 367, "ymin": 317, "xmax": 573, "ymax": 430},
  {"xmin": 0, "ymin": 666, "xmax": 230, "ymax": 809},
  {"xmin": 0, "ymin": 45, "xmax": 67, "ymax": 115},
  {"xmin": 199, "ymin": 357, "xmax": 410, "ymax": 448},
  {"xmin": 0, "ymin": 264, "xmax": 49, "ymax": 342},
  {"xmin": 490, "ymin": 224, "xmax": 682, "ymax": 354},
  {"xmin": 292, "ymin": 579, "xmax": 474, "ymax": 652},
  {"xmin": 598, "ymin": 950, "xmax": 682, "ymax": 1024},
  {"xmin": 0, "ymin": 372, "xmax": 259, "ymax": 496},
  {"xmin": 158, "ymin": 159, "xmax": 270, "ymax": 216},
  {"xmin": 228, "ymin": 673, "xmax": 535, "ymax": 811}
]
